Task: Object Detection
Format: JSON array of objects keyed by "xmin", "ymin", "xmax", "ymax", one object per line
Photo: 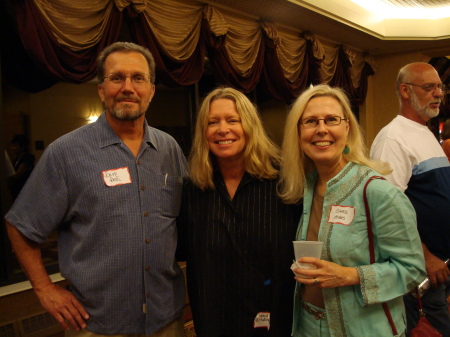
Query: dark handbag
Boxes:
[
  {"xmin": 409, "ymin": 288, "xmax": 442, "ymax": 337},
  {"xmin": 363, "ymin": 176, "xmax": 398, "ymax": 335}
]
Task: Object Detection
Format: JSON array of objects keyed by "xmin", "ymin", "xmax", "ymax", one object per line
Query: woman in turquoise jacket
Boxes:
[{"xmin": 278, "ymin": 84, "xmax": 426, "ymax": 337}]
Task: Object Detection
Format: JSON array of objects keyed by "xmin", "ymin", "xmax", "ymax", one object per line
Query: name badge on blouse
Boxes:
[
  {"xmin": 102, "ymin": 167, "xmax": 132, "ymax": 187},
  {"xmin": 253, "ymin": 312, "xmax": 270, "ymax": 330},
  {"xmin": 328, "ymin": 205, "xmax": 355, "ymax": 226}
]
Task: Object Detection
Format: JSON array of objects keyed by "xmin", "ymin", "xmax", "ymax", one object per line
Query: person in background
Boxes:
[
  {"xmin": 5, "ymin": 150, "xmax": 15, "ymax": 178},
  {"xmin": 279, "ymin": 84, "xmax": 425, "ymax": 337},
  {"xmin": 8, "ymin": 134, "xmax": 35, "ymax": 200},
  {"xmin": 441, "ymin": 118, "xmax": 450, "ymax": 162},
  {"xmin": 5, "ymin": 42, "xmax": 188, "ymax": 337},
  {"xmin": 370, "ymin": 62, "xmax": 450, "ymax": 337},
  {"xmin": 177, "ymin": 87, "xmax": 302, "ymax": 337}
]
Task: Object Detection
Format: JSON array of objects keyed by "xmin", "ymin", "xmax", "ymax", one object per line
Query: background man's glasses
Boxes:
[
  {"xmin": 299, "ymin": 116, "xmax": 348, "ymax": 128},
  {"xmin": 103, "ymin": 73, "xmax": 150, "ymax": 86},
  {"xmin": 404, "ymin": 82, "xmax": 447, "ymax": 93}
]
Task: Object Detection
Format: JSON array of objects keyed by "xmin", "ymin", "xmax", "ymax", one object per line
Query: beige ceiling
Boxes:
[{"xmin": 201, "ymin": 0, "xmax": 450, "ymax": 56}]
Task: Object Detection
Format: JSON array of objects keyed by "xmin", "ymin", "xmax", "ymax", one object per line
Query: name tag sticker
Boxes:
[
  {"xmin": 254, "ymin": 312, "xmax": 270, "ymax": 330},
  {"xmin": 328, "ymin": 205, "xmax": 355, "ymax": 226},
  {"xmin": 102, "ymin": 167, "xmax": 132, "ymax": 187}
]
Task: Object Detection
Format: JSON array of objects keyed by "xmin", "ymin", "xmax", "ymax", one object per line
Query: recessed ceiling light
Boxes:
[{"xmin": 351, "ymin": 0, "xmax": 450, "ymax": 19}]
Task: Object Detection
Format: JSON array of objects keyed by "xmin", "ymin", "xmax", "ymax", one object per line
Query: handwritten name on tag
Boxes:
[
  {"xmin": 328, "ymin": 205, "xmax": 355, "ymax": 226},
  {"xmin": 102, "ymin": 167, "xmax": 132, "ymax": 187},
  {"xmin": 254, "ymin": 312, "xmax": 270, "ymax": 330}
]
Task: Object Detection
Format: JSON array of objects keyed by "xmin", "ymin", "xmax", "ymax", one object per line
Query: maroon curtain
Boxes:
[
  {"xmin": 3, "ymin": 0, "xmax": 374, "ymax": 105},
  {"xmin": 328, "ymin": 46, "xmax": 374, "ymax": 106},
  {"xmin": 356, "ymin": 60, "xmax": 375, "ymax": 105},
  {"xmin": 201, "ymin": 19, "xmax": 265, "ymax": 93},
  {"xmin": 328, "ymin": 46, "xmax": 354, "ymax": 100},
  {"xmin": 0, "ymin": 1, "xmax": 57, "ymax": 93},
  {"xmin": 129, "ymin": 12, "xmax": 207, "ymax": 87},
  {"xmin": 259, "ymin": 34, "xmax": 323, "ymax": 102},
  {"xmin": 13, "ymin": 0, "xmax": 122, "ymax": 84}
]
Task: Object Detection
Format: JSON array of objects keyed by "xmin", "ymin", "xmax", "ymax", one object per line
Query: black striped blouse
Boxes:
[{"xmin": 177, "ymin": 171, "xmax": 302, "ymax": 337}]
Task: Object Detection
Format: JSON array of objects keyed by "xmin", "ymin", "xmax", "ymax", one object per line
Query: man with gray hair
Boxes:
[
  {"xmin": 5, "ymin": 42, "xmax": 188, "ymax": 337},
  {"xmin": 370, "ymin": 62, "xmax": 450, "ymax": 336}
]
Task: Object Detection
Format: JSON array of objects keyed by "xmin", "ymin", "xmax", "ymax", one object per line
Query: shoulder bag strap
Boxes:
[{"xmin": 363, "ymin": 176, "xmax": 398, "ymax": 336}]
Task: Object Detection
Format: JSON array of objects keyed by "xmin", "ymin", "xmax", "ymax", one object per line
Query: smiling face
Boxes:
[
  {"xmin": 205, "ymin": 98, "xmax": 246, "ymax": 165},
  {"xmin": 299, "ymin": 96, "xmax": 349, "ymax": 170},
  {"xmin": 98, "ymin": 51, "xmax": 155, "ymax": 122}
]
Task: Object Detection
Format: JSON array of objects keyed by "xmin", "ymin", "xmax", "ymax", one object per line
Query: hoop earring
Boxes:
[{"xmin": 343, "ymin": 145, "xmax": 350, "ymax": 154}]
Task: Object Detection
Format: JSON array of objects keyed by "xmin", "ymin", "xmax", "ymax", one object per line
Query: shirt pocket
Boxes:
[
  {"xmin": 159, "ymin": 173, "xmax": 184, "ymax": 218},
  {"xmin": 329, "ymin": 215, "xmax": 369, "ymax": 265}
]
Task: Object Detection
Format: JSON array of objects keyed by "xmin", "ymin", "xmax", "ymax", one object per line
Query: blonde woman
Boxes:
[
  {"xmin": 279, "ymin": 84, "xmax": 426, "ymax": 337},
  {"xmin": 178, "ymin": 87, "xmax": 301, "ymax": 337}
]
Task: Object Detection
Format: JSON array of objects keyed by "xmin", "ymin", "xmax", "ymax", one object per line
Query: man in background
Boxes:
[
  {"xmin": 4, "ymin": 150, "xmax": 14, "ymax": 177},
  {"xmin": 7, "ymin": 134, "xmax": 35, "ymax": 201},
  {"xmin": 5, "ymin": 42, "xmax": 188, "ymax": 337},
  {"xmin": 370, "ymin": 62, "xmax": 450, "ymax": 336}
]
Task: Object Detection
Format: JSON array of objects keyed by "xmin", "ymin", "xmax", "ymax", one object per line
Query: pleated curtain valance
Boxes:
[{"xmin": 3, "ymin": 0, "xmax": 375, "ymax": 104}]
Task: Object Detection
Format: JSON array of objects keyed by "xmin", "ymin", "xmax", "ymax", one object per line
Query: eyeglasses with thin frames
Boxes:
[
  {"xmin": 103, "ymin": 73, "xmax": 151, "ymax": 87},
  {"xmin": 299, "ymin": 116, "xmax": 348, "ymax": 128},
  {"xmin": 404, "ymin": 82, "xmax": 447, "ymax": 94}
]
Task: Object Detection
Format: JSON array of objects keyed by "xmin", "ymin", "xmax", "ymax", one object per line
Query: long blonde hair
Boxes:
[
  {"xmin": 189, "ymin": 87, "xmax": 280, "ymax": 190},
  {"xmin": 278, "ymin": 84, "xmax": 390, "ymax": 204}
]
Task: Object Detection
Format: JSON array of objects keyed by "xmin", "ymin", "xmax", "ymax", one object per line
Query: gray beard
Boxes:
[
  {"xmin": 110, "ymin": 106, "xmax": 144, "ymax": 121},
  {"xmin": 410, "ymin": 91, "xmax": 440, "ymax": 119}
]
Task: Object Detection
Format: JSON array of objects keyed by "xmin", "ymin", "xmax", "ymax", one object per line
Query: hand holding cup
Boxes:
[{"xmin": 291, "ymin": 241, "xmax": 323, "ymax": 278}]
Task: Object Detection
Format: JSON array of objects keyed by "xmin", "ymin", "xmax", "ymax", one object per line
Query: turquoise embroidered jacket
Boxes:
[{"xmin": 293, "ymin": 162, "xmax": 426, "ymax": 337}]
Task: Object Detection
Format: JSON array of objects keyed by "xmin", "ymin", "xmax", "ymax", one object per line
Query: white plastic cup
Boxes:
[
  {"xmin": 292, "ymin": 241, "xmax": 323, "ymax": 277},
  {"xmin": 293, "ymin": 240, "xmax": 323, "ymax": 261}
]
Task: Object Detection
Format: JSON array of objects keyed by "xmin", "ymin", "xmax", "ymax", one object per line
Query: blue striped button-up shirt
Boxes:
[{"xmin": 6, "ymin": 112, "xmax": 189, "ymax": 335}]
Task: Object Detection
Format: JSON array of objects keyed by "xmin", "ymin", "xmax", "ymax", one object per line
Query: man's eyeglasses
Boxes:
[
  {"xmin": 404, "ymin": 82, "xmax": 447, "ymax": 93},
  {"xmin": 103, "ymin": 73, "xmax": 151, "ymax": 86},
  {"xmin": 299, "ymin": 116, "xmax": 348, "ymax": 128}
]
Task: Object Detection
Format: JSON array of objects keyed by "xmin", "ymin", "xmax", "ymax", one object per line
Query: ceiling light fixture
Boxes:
[{"xmin": 351, "ymin": 0, "xmax": 450, "ymax": 19}]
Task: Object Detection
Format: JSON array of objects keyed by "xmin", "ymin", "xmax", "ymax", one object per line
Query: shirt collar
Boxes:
[
  {"xmin": 213, "ymin": 169, "xmax": 253, "ymax": 193},
  {"xmin": 94, "ymin": 111, "xmax": 157, "ymax": 151}
]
